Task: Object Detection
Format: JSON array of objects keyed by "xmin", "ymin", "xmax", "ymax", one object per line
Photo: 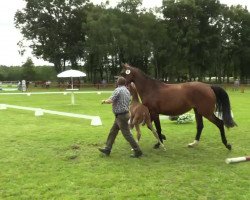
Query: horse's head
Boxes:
[{"xmin": 120, "ymin": 63, "xmax": 134, "ymax": 84}]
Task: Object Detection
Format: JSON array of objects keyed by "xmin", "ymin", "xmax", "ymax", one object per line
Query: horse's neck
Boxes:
[{"xmin": 133, "ymin": 73, "xmax": 160, "ymax": 100}]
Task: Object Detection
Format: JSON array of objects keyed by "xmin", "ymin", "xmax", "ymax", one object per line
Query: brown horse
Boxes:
[
  {"xmin": 121, "ymin": 63, "xmax": 237, "ymax": 150},
  {"xmin": 128, "ymin": 83, "xmax": 165, "ymax": 149}
]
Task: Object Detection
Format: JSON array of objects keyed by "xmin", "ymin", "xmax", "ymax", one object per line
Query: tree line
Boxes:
[
  {"xmin": 0, "ymin": 58, "xmax": 57, "ymax": 82},
  {"xmin": 8, "ymin": 0, "xmax": 250, "ymax": 83}
]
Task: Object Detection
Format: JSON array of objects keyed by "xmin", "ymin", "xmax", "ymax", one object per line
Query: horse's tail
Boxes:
[{"xmin": 211, "ymin": 86, "xmax": 237, "ymax": 128}]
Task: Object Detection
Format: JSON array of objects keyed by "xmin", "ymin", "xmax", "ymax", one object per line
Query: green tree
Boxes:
[
  {"xmin": 115, "ymin": 0, "xmax": 154, "ymax": 72},
  {"xmin": 15, "ymin": 0, "xmax": 89, "ymax": 72},
  {"xmin": 84, "ymin": 4, "xmax": 117, "ymax": 83},
  {"xmin": 162, "ymin": 0, "xmax": 224, "ymax": 82},
  {"xmin": 220, "ymin": 5, "xmax": 250, "ymax": 83},
  {"xmin": 85, "ymin": 1, "xmax": 154, "ymax": 82},
  {"xmin": 162, "ymin": 0, "xmax": 199, "ymax": 81},
  {"xmin": 22, "ymin": 57, "xmax": 36, "ymax": 81},
  {"xmin": 13, "ymin": 0, "xmax": 250, "ymax": 83},
  {"xmin": 0, "ymin": 66, "xmax": 22, "ymax": 81}
]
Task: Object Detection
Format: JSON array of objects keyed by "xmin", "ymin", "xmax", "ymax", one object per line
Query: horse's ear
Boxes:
[{"xmin": 121, "ymin": 63, "xmax": 129, "ymax": 68}]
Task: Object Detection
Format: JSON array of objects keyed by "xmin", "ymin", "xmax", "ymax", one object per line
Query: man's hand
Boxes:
[{"xmin": 101, "ymin": 99, "xmax": 112, "ymax": 104}]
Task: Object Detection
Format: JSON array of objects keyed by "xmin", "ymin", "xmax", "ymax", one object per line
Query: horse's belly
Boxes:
[
  {"xmin": 160, "ymin": 103, "xmax": 192, "ymax": 116},
  {"xmin": 149, "ymin": 99, "xmax": 192, "ymax": 116}
]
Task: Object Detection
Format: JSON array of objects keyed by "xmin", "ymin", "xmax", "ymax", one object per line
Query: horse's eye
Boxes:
[{"xmin": 125, "ymin": 69, "xmax": 131, "ymax": 75}]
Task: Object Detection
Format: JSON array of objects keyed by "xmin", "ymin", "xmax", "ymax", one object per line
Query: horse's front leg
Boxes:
[
  {"xmin": 151, "ymin": 114, "xmax": 165, "ymax": 149},
  {"xmin": 188, "ymin": 108, "xmax": 203, "ymax": 148}
]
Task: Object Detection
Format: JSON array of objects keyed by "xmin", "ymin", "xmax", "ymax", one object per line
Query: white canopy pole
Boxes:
[{"xmin": 71, "ymin": 77, "xmax": 73, "ymax": 89}]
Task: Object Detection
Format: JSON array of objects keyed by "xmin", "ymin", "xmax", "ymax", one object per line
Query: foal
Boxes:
[{"xmin": 128, "ymin": 83, "xmax": 165, "ymax": 150}]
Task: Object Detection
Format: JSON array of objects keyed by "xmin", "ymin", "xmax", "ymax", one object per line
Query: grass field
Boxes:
[{"xmin": 0, "ymin": 87, "xmax": 249, "ymax": 199}]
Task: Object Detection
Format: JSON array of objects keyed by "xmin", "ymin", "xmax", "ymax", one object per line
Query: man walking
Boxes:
[{"xmin": 99, "ymin": 76, "xmax": 143, "ymax": 158}]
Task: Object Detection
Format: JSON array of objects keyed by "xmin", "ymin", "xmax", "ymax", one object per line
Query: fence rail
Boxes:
[{"xmin": 0, "ymin": 104, "xmax": 102, "ymax": 126}]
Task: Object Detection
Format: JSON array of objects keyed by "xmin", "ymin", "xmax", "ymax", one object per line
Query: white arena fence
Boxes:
[
  {"xmin": 0, "ymin": 91, "xmax": 112, "ymax": 95},
  {"xmin": 0, "ymin": 103, "xmax": 102, "ymax": 126},
  {"xmin": 0, "ymin": 91, "xmax": 115, "ymax": 126}
]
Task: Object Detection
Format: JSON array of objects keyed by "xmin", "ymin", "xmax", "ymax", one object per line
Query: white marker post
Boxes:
[
  {"xmin": 225, "ymin": 156, "xmax": 250, "ymax": 164},
  {"xmin": 66, "ymin": 88, "xmax": 79, "ymax": 105}
]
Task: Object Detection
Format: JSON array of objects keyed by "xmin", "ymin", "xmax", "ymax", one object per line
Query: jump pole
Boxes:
[{"xmin": 225, "ymin": 156, "xmax": 250, "ymax": 164}]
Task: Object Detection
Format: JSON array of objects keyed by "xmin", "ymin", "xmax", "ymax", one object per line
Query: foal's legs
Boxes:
[
  {"xmin": 206, "ymin": 114, "xmax": 232, "ymax": 150},
  {"xmin": 135, "ymin": 124, "xmax": 141, "ymax": 142},
  {"xmin": 188, "ymin": 108, "xmax": 204, "ymax": 147},
  {"xmin": 129, "ymin": 116, "xmax": 134, "ymax": 129}
]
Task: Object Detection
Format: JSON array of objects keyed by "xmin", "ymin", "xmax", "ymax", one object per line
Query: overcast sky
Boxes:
[{"xmin": 0, "ymin": 0, "xmax": 249, "ymax": 66}]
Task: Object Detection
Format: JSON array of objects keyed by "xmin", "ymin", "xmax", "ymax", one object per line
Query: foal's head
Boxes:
[
  {"xmin": 127, "ymin": 82, "xmax": 137, "ymax": 95},
  {"xmin": 127, "ymin": 82, "xmax": 140, "ymax": 102}
]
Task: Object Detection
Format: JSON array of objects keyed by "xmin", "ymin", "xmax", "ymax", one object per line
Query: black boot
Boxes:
[
  {"xmin": 98, "ymin": 147, "xmax": 111, "ymax": 156},
  {"xmin": 130, "ymin": 150, "xmax": 143, "ymax": 158}
]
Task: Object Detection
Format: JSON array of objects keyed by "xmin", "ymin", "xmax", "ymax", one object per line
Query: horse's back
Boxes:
[
  {"xmin": 146, "ymin": 82, "xmax": 216, "ymax": 116},
  {"xmin": 182, "ymin": 82, "xmax": 215, "ymax": 99},
  {"xmin": 181, "ymin": 82, "xmax": 216, "ymax": 116}
]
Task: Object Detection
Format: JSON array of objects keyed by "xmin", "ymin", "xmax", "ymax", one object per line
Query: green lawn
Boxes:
[{"xmin": 0, "ymin": 88, "xmax": 249, "ymax": 199}]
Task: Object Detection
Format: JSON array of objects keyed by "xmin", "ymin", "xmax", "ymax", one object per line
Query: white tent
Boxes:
[
  {"xmin": 57, "ymin": 69, "xmax": 86, "ymax": 105},
  {"xmin": 57, "ymin": 69, "xmax": 86, "ymax": 89}
]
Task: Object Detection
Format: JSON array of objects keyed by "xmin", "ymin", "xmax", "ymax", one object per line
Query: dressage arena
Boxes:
[
  {"xmin": 0, "ymin": 91, "xmax": 110, "ymax": 126},
  {"xmin": 0, "ymin": 90, "xmax": 174, "ymax": 125},
  {"xmin": 0, "ymin": 89, "xmax": 249, "ymax": 199}
]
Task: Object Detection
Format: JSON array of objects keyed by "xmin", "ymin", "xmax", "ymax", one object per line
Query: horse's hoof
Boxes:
[
  {"xmin": 188, "ymin": 140, "xmax": 199, "ymax": 148},
  {"xmin": 154, "ymin": 143, "xmax": 160, "ymax": 149},
  {"xmin": 161, "ymin": 134, "xmax": 166, "ymax": 140},
  {"xmin": 226, "ymin": 144, "xmax": 232, "ymax": 150}
]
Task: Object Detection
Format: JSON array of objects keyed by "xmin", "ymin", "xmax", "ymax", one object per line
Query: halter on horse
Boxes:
[{"xmin": 121, "ymin": 63, "xmax": 237, "ymax": 150}]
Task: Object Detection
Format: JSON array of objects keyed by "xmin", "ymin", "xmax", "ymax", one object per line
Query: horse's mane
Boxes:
[{"xmin": 131, "ymin": 66, "xmax": 166, "ymax": 85}]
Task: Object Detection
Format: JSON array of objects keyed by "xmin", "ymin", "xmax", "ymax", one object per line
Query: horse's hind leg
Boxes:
[
  {"xmin": 188, "ymin": 108, "xmax": 203, "ymax": 148},
  {"xmin": 206, "ymin": 114, "xmax": 232, "ymax": 150},
  {"xmin": 151, "ymin": 114, "xmax": 165, "ymax": 149}
]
